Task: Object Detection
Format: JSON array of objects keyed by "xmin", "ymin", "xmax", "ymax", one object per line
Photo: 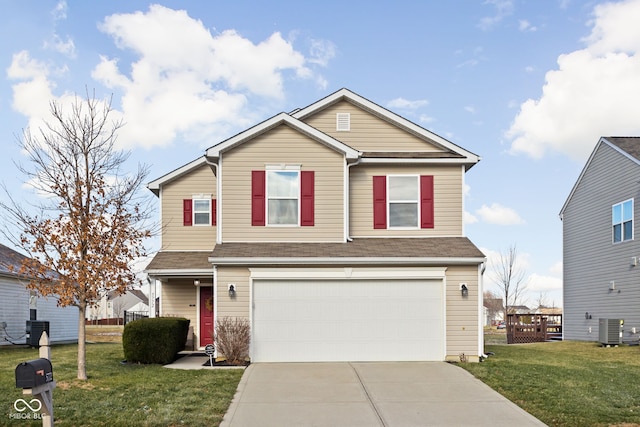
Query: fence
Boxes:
[{"xmin": 124, "ymin": 310, "xmax": 149, "ymax": 325}]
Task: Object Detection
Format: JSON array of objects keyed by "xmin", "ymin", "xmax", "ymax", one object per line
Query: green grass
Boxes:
[
  {"xmin": 0, "ymin": 343, "xmax": 243, "ymax": 426},
  {"xmin": 462, "ymin": 340, "xmax": 640, "ymax": 427}
]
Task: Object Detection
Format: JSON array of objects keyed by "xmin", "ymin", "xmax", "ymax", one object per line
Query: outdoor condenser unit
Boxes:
[
  {"xmin": 26, "ymin": 320, "xmax": 50, "ymax": 347},
  {"xmin": 599, "ymin": 318, "xmax": 623, "ymax": 345}
]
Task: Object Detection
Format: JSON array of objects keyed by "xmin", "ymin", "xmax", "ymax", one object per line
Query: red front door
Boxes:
[{"xmin": 199, "ymin": 286, "xmax": 214, "ymax": 347}]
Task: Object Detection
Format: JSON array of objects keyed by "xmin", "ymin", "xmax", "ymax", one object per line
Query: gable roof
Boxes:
[
  {"xmin": 147, "ymin": 88, "xmax": 481, "ymax": 192},
  {"xmin": 147, "ymin": 156, "xmax": 210, "ymax": 196},
  {"xmin": 292, "ymin": 88, "xmax": 481, "ymax": 169},
  {"xmin": 560, "ymin": 136, "xmax": 640, "ymax": 217},
  {"xmin": 205, "ymin": 112, "xmax": 360, "ymax": 160},
  {"xmin": 0, "ymin": 243, "xmax": 27, "ymax": 277}
]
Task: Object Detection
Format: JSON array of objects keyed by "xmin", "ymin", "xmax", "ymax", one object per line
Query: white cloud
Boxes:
[
  {"xmin": 549, "ymin": 261, "xmax": 563, "ymax": 276},
  {"xmin": 51, "ymin": 0, "xmax": 67, "ymax": 21},
  {"xmin": 387, "ymin": 97, "xmax": 429, "ymax": 110},
  {"xmin": 518, "ymin": 20, "xmax": 537, "ymax": 32},
  {"xmin": 527, "ymin": 273, "xmax": 563, "ymax": 293},
  {"xmin": 507, "ymin": 0, "xmax": 640, "ymax": 162},
  {"xmin": 464, "ymin": 105, "xmax": 476, "ymax": 114},
  {"xmin": 43, "ymin": 34, "xmax": 76, "ymax": 58},
  {"xmin": 308, "ymin": 39, "xmax": 337, "ymax": 67},
  {"xmin": 476, "ymin": 203, "xmax": 525, "ymax": 225},
  {"xmin": 90, "ymin": 4, "xmax": 326, "ymax": 149},
  {"xmin": 464, "ymin": 211, "xmax": 479, "ymax": 224},
  {"xmin": 478, "ymin": 0, "xmax": 514, "ymax": 31}
]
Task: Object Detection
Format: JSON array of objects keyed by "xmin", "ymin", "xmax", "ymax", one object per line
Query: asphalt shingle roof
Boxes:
[
  {"xmin": 0, "ymin": 243, "xmax": 28, "ymax": 276},
  {"xmin": 145, "ymin": 238, "xmax": 485, "ymax": 272},
  {"xmin": 605, "ymin": 137, "xmax": 640, "ymax": 161}
]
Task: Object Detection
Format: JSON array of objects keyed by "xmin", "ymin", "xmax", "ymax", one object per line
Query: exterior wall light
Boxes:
[
  {"xmin": 228, "ymin": 284, "xmax": 236, "ymax": 298},
  {"xmin": 194, "ymin": 280, "xmax": 200, "ymax": 286},
  {"xmin": 460, "ymin": 283, "xmax": 469, "ymax": 297}
]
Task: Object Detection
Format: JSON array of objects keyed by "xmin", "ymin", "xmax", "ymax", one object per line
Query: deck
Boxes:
[{"xmin": 506, "ymin": 314, "xmax": 562, "ymax": 344}]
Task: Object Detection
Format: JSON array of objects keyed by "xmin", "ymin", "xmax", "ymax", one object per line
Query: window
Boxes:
[
  {"xmin": 193, "ymin": 199, "xmax": 211, "ymax": 225},
  {"xmin": 267, "ymin": 170, "xmax": 299, "ymax": 225},
  {"xmin": 373, "ymin": 175, "xmax": 433, "ymax": 229},
  {"xmin": 252, "ymin": 170, "xmax": 314, "ymax": 227},
  {"xmin": 183, "ymin": 197, "xmax": 216, "ymax": 226},
  {"xmin": 388, "ymin": 175, "xmax": 419, "ymax": 227},
  {"xmin": 613, "ymin": 199, "xmax": 633, "ymax": 243}
]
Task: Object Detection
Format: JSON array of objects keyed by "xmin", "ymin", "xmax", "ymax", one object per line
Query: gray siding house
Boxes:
[
  {"xmin": 560, "ymin": 137, "xmax": 640, "ymax": 342},
  {"xmin": 0, "ymin": 243, "xmax": 78, "ymax": 345}
]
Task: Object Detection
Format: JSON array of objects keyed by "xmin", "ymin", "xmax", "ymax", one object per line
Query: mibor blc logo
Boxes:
[{"xmin": 9, "ymin": 398, "xmax": 43, "ymax": 420}]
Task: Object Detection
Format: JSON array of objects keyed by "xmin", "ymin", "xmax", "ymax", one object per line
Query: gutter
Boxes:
[
  {"xmin": 206, "ymin": 256, "xmax": 487, "ymax": 266},
  {"xmin": 203, "ymin": 156, "xmax": 221, "ymax": 244}
]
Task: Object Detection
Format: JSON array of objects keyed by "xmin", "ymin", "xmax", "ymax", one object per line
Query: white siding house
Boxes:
[{"xmin": 0, "ymin": 244, "xmax": 78, "ymax": 345}]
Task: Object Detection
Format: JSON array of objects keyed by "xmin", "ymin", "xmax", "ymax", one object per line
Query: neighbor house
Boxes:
[
  {"xmin": 560, "ymin": 137, "xmax": 640, "ymax": 342},
  {"xmin": 145, "ymin": 88, "xmax": 486, "ymax": 362},
  {"xmin": 0, "ymin": 243, "xmax": 78, "ymax": 345},
  {"xmin": 87, "ymin": 288, "xmax": 149, "ymax": 325}
]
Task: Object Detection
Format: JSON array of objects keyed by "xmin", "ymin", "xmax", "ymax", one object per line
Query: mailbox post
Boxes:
[{"xmin": 15, "ymin": 331, "xmax": 56, "ymax": 427}]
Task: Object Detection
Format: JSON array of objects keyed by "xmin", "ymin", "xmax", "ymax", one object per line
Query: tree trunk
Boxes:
[{"xmin": 77, "ymin": 303, "xmax": 87, "ymax": 380}]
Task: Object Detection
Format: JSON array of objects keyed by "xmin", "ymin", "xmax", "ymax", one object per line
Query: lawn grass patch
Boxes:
[
  {"xmin": 462, "ymin": 341, "xmax": 640, "ymax": 426},
  {"xmin": 1, "ymin": 343, "xmax": 243, "ymax": 426}
]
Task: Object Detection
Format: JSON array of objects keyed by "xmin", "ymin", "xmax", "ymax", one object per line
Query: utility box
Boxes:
[
  {"xmin": 15, "ymin": 358, "xmax": 54, "ymax": 388},
  {"xmin": 26, "ymin": 320, "xmax": 49, "ymax": 347},
  {"xmin": 599, "ymin": 318, "xmax": 623, "ymax": 345}
]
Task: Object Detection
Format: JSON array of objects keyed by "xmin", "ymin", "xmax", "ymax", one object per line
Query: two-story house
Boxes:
[
  {"xmin": 145, "ymin": 88, "xmax": 485, "ymax": 362},
  {"xmin": 560, "ymin": 136, "xmax": 640, "ymax": 342}
]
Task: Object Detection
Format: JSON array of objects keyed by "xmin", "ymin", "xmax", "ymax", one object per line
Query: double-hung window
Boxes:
[
  {"xmin": 267, "ymin": 170, "xmax": 299, "ymax": 225},
  {"xmin": 193, "ymin": 199, "xmax": 211, "ymax": 225},
  {"xmin": 388, "ymin": 175, "xmax": 419, "ymax": 228},
  {"xmin": 612, "ymin": 199, "xmax": 633, "ymax": 243}
]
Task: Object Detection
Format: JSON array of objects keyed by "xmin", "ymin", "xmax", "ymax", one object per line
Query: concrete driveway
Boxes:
[{"xmin": 220, "ymin": 362, "xmax": 546, "ymax": 427}]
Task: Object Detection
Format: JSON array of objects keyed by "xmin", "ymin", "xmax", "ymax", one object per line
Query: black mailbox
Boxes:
[{"xmin": 15, "ymin": 358, "xmax": 53, "ymax": 389}]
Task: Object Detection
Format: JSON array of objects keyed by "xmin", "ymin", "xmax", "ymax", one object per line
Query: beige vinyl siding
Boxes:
[
  {"xmin": 350, "ymin": 164, "xmax": 464, "ymax": 237},
  {"xmin": 216, "ymin": 266, "xmax": 250, "ymax": 319},
  {"xmin": 563, "ymin": 143, "xmax": 640, "ymax": 341},
  {"xmin": 221, "ymin": 124, "xmax": 344, "ymax": 242},
  {"xmin": 445, "ymin": 265, "xmax": 480, "ymax": 361},
  {"xmin": 161, "ymin": 279, "xmax": 197, "ymax": 326},
  {"xmin": 161, "ymin": 164, "xmax": 217, "ymax": 251},
  {"xmin": 302, "ymin": 100, "xmax": 443, "ymax": 152}
]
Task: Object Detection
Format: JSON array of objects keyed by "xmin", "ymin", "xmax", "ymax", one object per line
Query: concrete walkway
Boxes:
[{"xmin": 219, "ymin": 362, "xmax": 547, "ymax": 427}]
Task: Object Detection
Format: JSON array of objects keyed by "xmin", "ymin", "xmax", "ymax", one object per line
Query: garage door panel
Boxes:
[{"xmin": 252, "ymin": 279, "xmax": 444, "ymax": 362}]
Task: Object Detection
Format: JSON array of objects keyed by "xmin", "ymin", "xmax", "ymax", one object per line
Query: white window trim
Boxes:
[
  {"xmin": 192, "ymin": 194, "xmax": 212, "ymax": 227},
  {"xmin": 387, "ymin": 174, "xmax": 420, "ymax": 229},
  {"xmin": 612, "ymin": 198, "xmax": 634, "ymax": 243},
  {"xmin": 266, "ymin": 170, "xmax": 300, "ymax": 227}
]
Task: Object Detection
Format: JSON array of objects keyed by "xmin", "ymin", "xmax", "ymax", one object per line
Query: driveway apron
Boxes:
[{"xmin": 220, "ymin": 362, "xmax": 546, "ymax": 427}]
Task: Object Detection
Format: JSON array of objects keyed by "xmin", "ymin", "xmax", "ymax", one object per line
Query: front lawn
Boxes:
[
  {"xmin": 1, "ymin": 343, "xmax": 243, "ymax": 426},
  {"xmin": 462, "ymin": 341, "xmax": 640, "ymax": 426}
]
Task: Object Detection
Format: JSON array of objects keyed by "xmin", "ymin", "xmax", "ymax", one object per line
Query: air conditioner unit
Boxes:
[
  {"xmin": 599, "ymin": 318, "xmax": 623, "ymax": 345},
  {"xmin": 26, "ymin": 320, "xmax": 50, "ymax": 347}
]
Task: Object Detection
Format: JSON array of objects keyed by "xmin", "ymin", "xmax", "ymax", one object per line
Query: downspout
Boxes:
[
  {"xmin": 345, "ymin": 157, "xmax": 362, "ymax": 242},
  {"xmin": 203, "ymin": 156, "xmax": 221, "ymax": 244}
]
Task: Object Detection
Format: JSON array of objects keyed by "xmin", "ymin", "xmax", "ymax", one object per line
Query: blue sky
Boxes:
[{"xmin": 3, "ymin": 0, "xmax": 640, "ymax": 307}]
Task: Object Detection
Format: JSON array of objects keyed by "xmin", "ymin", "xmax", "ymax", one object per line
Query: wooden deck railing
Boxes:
[{"xmin": 506, "ymin": 314, "xmax": 562, "ymax": 344}]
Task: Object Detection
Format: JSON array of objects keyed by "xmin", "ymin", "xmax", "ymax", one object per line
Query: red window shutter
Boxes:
[
  {"xmin": 300, "ymin": 171, "xmax": 314, "ymax": 226},
  {"xmin": 183, "ymin": 199, "xmax": 193, "ymax": 226},
  {"xmin": 420, "ymin": 175, "xmax": 434, "ymax": 229},
  {"xmin": 251, "ymin": 171, "xmax": 266, "ymax": 226},
  {"xmin": 211, "ymin": 199, "xmax": 217, "ymax": 226},
  {"xmin": 373, "ymin": 176, "xmax": 387, "ymax": 229}
]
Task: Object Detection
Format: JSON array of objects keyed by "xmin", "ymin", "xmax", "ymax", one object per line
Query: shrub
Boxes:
[
  {"xmin": 214, "ymin": 317, "xmax": 251, "ymax": 365},
  {"xmin": 123, "ymin": 317, "xmax": 190, "ymax": 364}
]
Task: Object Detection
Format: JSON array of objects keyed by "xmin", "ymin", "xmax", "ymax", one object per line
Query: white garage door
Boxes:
[{"xmin": 252, "ymin": 279, "xmax": 444, "ymax": 362}]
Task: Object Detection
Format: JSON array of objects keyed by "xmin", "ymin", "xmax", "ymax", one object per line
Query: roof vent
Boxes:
[{"xmin": 336, "ymin": 113, "xmax": 350, "ymax": 131}]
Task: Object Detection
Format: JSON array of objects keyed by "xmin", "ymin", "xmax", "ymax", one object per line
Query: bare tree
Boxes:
[
  {"xmin": 483, "ymin": 290, "xmax": 504, "ymax": 323},
  {"xmin": 489, "ymin": 244, "xmax": 529, "ymax": 321},
  {"xmin": 0, "ymin": 92, "xmax": 151, "ymax": 380}
]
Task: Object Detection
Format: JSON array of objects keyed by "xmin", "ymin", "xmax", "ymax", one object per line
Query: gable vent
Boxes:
[{"xmin": 336, "ymin": 113, "xmax": 350, "ymax": 131}]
